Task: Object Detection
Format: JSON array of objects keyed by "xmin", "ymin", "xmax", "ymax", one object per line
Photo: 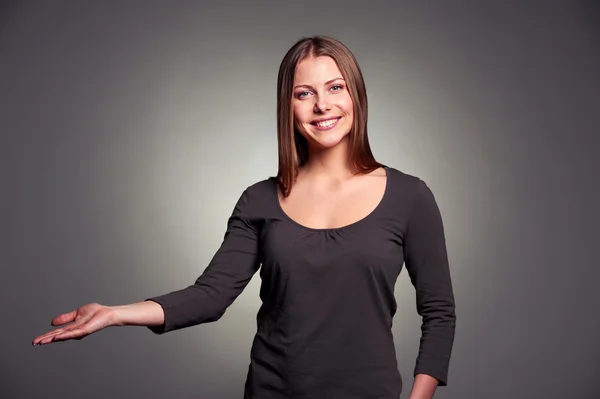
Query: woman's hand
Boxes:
[{"xmin": 32, "ymin": 303, "xmax": 117, "ymax": 346}]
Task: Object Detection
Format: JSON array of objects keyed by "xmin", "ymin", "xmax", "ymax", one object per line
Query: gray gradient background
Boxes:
[{"xmin": 2, "ymin": 1, "xmax": 599, "ymax": 398}]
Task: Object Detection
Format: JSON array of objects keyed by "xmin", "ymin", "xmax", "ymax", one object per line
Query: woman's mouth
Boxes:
[{"xmin": 311, "ymin": 117, "xmax": 341, "ymax": 131}]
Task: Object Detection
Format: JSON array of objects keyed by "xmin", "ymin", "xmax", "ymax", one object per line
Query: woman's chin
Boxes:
[
  {"xmin": 310, "ymin": 137, "xmax": 343, "ymax": 150},
  {"xmin": 308, "ymin": 130, "xmax": 350, "ymax": 149}
]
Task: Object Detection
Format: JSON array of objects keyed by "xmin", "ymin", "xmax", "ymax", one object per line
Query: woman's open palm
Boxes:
[{"xmin": 32, "ymin": 303, "xmax": 115, "ymax": 346}]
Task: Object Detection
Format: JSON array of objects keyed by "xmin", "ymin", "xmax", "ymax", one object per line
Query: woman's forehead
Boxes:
[{"xmin": 293, "ymin": 56, "xmax": 343, "ymax": 85}]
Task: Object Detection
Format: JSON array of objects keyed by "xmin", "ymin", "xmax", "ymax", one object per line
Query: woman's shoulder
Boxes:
[
  {"xmin": 233, "ymin": 175, "xmax": 278, "ymax": 215},
  {"xmin": 384, "ymin": 166, "xmax": 425, "ymax": 189},
  {"xmin": 383, "ymin": 166, "xmax": 440, "ymax": 209},
  {"xmin": 244, "ymin": 175, "xmax": 278, "ymax": 197}
]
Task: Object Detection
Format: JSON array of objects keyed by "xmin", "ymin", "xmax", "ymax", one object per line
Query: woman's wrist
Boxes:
[
  {"xmin": 109, "ymin": 301, "xmax": 165, "ymax": 327},
  {"xmin": 408, "ymin": 373, "xmax": 438, "ymax": 399}
]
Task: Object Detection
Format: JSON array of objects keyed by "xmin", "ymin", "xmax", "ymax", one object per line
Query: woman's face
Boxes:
[{"xmin": 292, "ymin": 55, "xmax": 354, "ymax": 149}]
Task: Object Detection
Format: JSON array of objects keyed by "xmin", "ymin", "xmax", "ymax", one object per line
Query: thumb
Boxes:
[{"xmin": 51, "ymin": 309, "xmax": 77, "ymax": 326}]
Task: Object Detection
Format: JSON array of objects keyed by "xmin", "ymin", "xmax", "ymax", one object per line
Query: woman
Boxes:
[{"xmin": 33, "ymin": 36, "xmax": 456, "ymax": 399}]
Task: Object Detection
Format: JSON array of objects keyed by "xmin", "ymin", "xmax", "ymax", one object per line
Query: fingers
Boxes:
[
  {"xmin": 32, "ymin": 329, "xmax": 61, "ymax": 345},
  {"xmin": 33, "ymin": 318, "xmax": 88, "ymax": 345},
  {"xmin": 51, "ymin": 328, "xmax": 89, "ymax": 343},
  {"xmin": 33, "ymin": 326, "xmax": 85, "ymax": 345},
  {"xmin": 33, "ymin": 327, "xmax": 67, "ymax": 345},
  {"xmin": 32, "ymin": 309, "xmax": 79, "ymax": 345}
]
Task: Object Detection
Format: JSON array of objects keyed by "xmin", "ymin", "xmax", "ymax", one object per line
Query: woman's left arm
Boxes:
[{"xmin": 404, "ymin": 179, "xmax": 457, "ymax": 398}]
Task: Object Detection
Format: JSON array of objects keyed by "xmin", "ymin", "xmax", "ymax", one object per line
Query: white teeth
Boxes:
[{"xmin": 315, "ymin": 118, "xmax": 338, "ymax": 127}]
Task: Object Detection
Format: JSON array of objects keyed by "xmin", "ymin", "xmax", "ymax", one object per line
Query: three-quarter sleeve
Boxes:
[
  {"xmin": 404, "ymin": 180, "xmax": 456, "ymax": 386},
  {"xmin": 146, "ymin": 188, "xmax": 260, "ymax": 334}
]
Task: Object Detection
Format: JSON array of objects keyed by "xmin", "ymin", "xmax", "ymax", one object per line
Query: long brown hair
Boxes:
[{"xmin": 276, "ymin": 35, "xmax": 383, "ymax": 197}]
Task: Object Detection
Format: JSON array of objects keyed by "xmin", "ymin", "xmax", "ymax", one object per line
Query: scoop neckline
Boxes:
[{"xmin": 273, "ymin": 166, "xmax": 390, "ymax": 233}]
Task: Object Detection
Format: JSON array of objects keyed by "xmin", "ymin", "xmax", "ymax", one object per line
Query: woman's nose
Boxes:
[{"xmin": 314, "ymin": 97, "xmax": 332, "ymax": 113}]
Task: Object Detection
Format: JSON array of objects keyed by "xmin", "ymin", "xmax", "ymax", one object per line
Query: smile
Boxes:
[{"xmin": 311, "ymin": 117, "xmax": 341, "ymax": 130}]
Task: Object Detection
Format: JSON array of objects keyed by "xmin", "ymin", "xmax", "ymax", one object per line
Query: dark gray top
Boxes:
[{"xmin": 147, "ymin": 166, "xmax": 456, "ymax": 399}]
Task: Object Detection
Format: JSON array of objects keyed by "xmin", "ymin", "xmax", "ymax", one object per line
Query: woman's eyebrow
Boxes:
[{"xmin": 294, "ymin": 77, "xmax": 345, "ymax": 90}]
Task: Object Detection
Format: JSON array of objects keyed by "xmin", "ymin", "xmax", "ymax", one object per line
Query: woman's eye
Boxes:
[
  {"xmin": 296, "ymin": 91, "xmax": 311, "ymax": 99},
  {"xmin": 331, "ymin": 84, "xmax": 344, "ymax": 92}
]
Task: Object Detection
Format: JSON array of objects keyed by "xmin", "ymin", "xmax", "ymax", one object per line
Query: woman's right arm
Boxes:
[
  {"xmin": 33, "ymin": 185, "xmax": 261, "ymax": 345},
  {"xmin": 32, "ymin": 300, "xmax": 165, "ymax": 346},
  {"xmin": 142, "ymin": 187, "xmax": 261, "ymax": 334}
]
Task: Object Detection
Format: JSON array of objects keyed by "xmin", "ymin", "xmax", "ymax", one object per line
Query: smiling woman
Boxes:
[
  {"xmin": 33, "ymin": 36, "xmax": 456, "ymax": 399},
  {"xmin": 276, "ymin": 36, "xmax": 381, "ymax": 198},
  {"xmin": 293, "ymin": 59, "xmax": 353, "ymax": 147}
]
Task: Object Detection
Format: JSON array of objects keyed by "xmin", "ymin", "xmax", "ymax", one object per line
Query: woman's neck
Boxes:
[{"xmin": 300, "ymin": 136, "xmax": 354, "ymax": 181}]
